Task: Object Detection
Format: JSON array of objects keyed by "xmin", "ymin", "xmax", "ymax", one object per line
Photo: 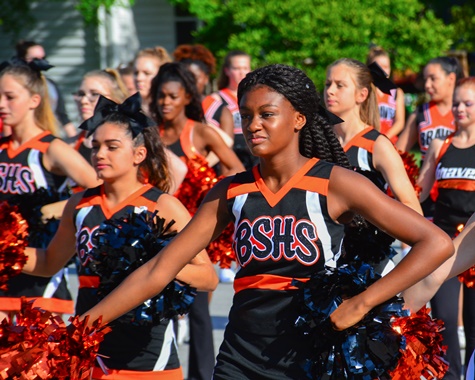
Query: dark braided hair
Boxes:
[
  {"xmin": 149, "ymin": 62, "xmax": 204, "ymax": 125},
  {"xmin": 237, "ymin": 64, "xmax": 350, "ymax": 169}
]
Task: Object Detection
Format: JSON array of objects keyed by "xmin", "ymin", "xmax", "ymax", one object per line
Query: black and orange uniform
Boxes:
[
  {"xmin": 74, "ymin": 184, "xmax": 183, "ymax": 379},
  {"xmin": 340, "ymin": 127, "xmax": 395, "ymax": 273},
  {"xmin": 214, "ymin": 158, "xmax": 344, "ymax": 379},
  {"xmin": 377, "ymin": 91, "xmax": 398, "ymax": 144},
  {"xmin": 166, "ymin": 118, "xmax": 216, "ymax": 380},
  {"xmin": 416, "ymin": 101, "xmax": 456, "ymax": 220},
  {"xmin": 217, "ymin": 88, "xmax": 258, "ymax": 170},
  {"xmin": 431, "ymin": 135, "xmax": 475, "ymax": 378},
  {"xmin": 0, "ymin": 131, "xmax": 72, "ymax": 314},
  {"xmin": 202, "ymin": 95, "xmax": 226, "ymax": 130}
]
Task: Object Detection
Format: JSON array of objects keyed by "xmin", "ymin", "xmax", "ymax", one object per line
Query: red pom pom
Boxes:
[
  {"xmin": 390, "ymin": 306, "xmax": 448, "ymax": 380},
  {"xmin": 174, "ymin": 156, "xmax": 236, "ymax": 267},
  {"xmin": 0, "ymin": 298, "xmax": 110, "ymax": 379},
  {"xmin": 0, "ymin": 201, "xmax": 28, "ymax": 291},
  {"xmin": 387, "ymin": 151, "xmax": 421, "ymax": 198}
]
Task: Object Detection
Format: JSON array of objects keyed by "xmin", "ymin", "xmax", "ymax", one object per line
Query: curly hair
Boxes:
[
  {"xmin": 94, "ymin": 112, "xmax": 170, "ymax": 192},
  {"xmin": 149, "ymin": 62, "xmax": 204, "ymax": 125},
  {"xmin": 173, "ymin": 44, "xmax": 216, "ymax": 76},
  {"xmin": 237, "ymin": 64, "xmax": 350, "ymax": 168}
]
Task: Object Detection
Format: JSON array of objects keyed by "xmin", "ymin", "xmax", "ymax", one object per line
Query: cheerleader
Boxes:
[
  {"xmin": 0, "ymin": 58, "xmax": 101, "ymax": 315},
  {"xmin": 80, "ymin": 64, "xmax": 453, "ymax": 379},
  {"xmin": 22, "ymin": 93, "xmax": 218, "ymax": 379}
]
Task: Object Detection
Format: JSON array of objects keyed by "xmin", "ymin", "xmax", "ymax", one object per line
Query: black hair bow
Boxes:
[
  {"xmin": 0, "ymin": 57, "xmax": 53, "ymax": 75},
  {"xmin": 318, "ymin": 104, "xmax": 344, "ymax": 125},
  {"xmin": 79, "ymin": 92, "xmax": 155, "ymax": 137},
  {"xmin": 367, "ymin": 61, "xmax": 397, "ymax": 95}
]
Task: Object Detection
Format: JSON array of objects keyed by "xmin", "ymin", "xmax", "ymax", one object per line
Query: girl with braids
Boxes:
[
  {"xmin": 0, "ymin": 58, "xmax": 101, "ymax": 315},
  {"xmin": 79, "ymin": 64, "xmax": 452, "ymax": 379},
  {"xmin": 134, "ymin": 46, "xmax": 171, "ymax": 116},
  {"xmin": 22, "ymin": 93, "xmax": 217, "ymax": 379}
]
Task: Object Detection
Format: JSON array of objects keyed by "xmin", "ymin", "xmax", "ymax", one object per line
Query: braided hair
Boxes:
[{"xmin": 237, "ymin": 64, "xmax": 350, "ymax": 169}]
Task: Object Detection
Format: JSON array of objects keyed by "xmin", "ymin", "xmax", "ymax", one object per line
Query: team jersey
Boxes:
[
  {"xmin": 416, "ymin": 101, "xmax": 456, "ymax": 160},
  {"xmin": 377, "ymin": 91, "xmax": 397, "ymax": 144},
  {"xmin": 0, "ymin": 131, "xmax": 68, "ymax": 200},
  {"xmin": 202, "ymin": 94, "xmax": 226, "ymax": 129},
  {"xmin": 214, "ymin": 158, "xmax": 344, "ymax": 379},
  {"xmin": 0, "ymin": 131, "xmax": 72, "ymax": 313},
  {"xmin": 434, "ymin": 135, "xmax": 475, "ymax": 237},
  {"xmin": 74, "ymin": 184, "xmax": 181, "ymax": 374},
  {"xmin": 343, "ymin": 126, "xmax": 387, "ymax": 192}
]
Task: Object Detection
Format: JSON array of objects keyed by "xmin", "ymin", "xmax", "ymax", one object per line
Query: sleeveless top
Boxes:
[
  {"xmin": 74, "ymin": 184, "xmax": 181, "ymax": 371},
  {"xmin": 434, "ymin": 135, "xmax": 475, "ymax": 237},
  {"xmin": 416, "ymin": 101, "xmax": 456, "ymax": 160},
  {"xmin": 227, "ymin": 158, "xmax": 344, "ymax": 336}
]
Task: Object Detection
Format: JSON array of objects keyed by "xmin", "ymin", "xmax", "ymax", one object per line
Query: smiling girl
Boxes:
[{"xmin": 78, "ymin": 64, "xmax": 453, "ymax": 379}]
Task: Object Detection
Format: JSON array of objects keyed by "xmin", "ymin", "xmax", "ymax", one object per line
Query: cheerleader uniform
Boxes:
[
  {"xmin": 0, "ymin": 131, "xmax": 73, "ymax": 314},
  {"xmin": 377, "ymin": 91, "xmax": 398, "ymax": 144},
  {"xmin": 166, "ymin": 119, "xmax": 216, "ymax": 380},
  {"xmin": 214, "ymin": 158, "xmax": 344, "ymax": 379},
  {"xmin": 217, "ymin": 88, "xmax": 258, "ymax": 170},
  {"xmin": 340, "ymin": 127, "xmax": 396, "ymax": 275},
  {"xmin": 74, "ymin": 184, "xmax": 183, "ymax": 379},
  {"xmin": 431, "ymin": 135, "xmax": 475, "ymax": 379}
]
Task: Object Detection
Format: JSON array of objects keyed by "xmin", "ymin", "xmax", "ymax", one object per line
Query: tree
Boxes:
[
  {"xmin": 450, "ymin": 1, "xmax": 475, "ymax": 51},
  {"xmin": 0, "ymin": 0, "xmax": 134, "ymax": 39},
  {"xmin": 170, "ymin": 0, "xmax": 453, "ymax": 88}
]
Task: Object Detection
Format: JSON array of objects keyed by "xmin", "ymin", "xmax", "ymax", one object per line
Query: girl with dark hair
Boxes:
[
  {"xmin": 149, "ymin": 62, "xmax": 244, "ymax": 179},
  {"xmin": 78, "ymin": 64, "xmax": 452, "ymax": 379},
  {"xmin": 22, "ymin": 93, "xmax": 218, "ymax": 379},
  {"xmin": 0, "ymin": 59, "xmax": 101, "ymax": 316},
  {"xmin": 212, "ymin": 50, "xmax": 257, "ymax": 170}
]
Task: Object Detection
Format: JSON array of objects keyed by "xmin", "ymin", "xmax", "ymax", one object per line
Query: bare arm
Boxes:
[
  {"xmin": 416, "ymin": 138, "xmax": 443, "ymax": 202},
  {"xmin": 165, "ymin": 148, "xmax": 187, "ymax": 194},
  {"xmin": 395, "ymin": 112, "xmax": 418, "ymax": 152},
  {"xmin": 327, "ymin": 167, "xmax": 453, "ymax": 330},
  {"xmin": 219, "ymin": 106, "xmax": 235, "ymax": 138},
  {"xmin": 81, "ymin": 178, "xmax": 231, "ymax": 324},
  {"xmin": 404, "ymin": 212, "xmax": 475, "ymax": 311},
  {"xmin": 44, "ymin": 138, "xmax": 102, "ymax": 189},
  {"xmin": 385, "ymin": 88, "xmax": 405, "ymax": 140},
  {"xmin": 23, "ymin": 193, "xmax": 81, "ymax": 276},
  {"xmin": 154, "ymin": 193, "xmax": 218, "ymax": 290},
  {"xmin": 373, "ymin": 136, "xmax": 422, "ymax": 214}
]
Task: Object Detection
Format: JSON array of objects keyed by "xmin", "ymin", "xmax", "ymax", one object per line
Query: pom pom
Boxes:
[
  {"xmin": 0, "ymin": 298, "xmax": 110, "ymax": 379},
  {"xmin": 174, "ymin": 155, "xmax": 237, "ymax": 268},
  {"xmin": 0, "ymin": 201, "xmax": 28, "ymax": 291},
  {"xmin": 87, "ymin": 210, "xmax": 197, "ymax": 324},
  {"xmin": 293, "ymin": 263, "xmax": 447, "ymax": 379},
  {"xmin": 387, "ymin": 151, "xmax": 421, "ymax": 198},
  {"xmin": 390, "ymin": 306, "xmax": 448, "ymax": 379}
]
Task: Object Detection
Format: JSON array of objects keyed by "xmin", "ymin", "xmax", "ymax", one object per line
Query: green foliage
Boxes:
[
  {"xmin": 75, "ymin": 0, "xmax": 135, "ymax": 25},
  {"xmin": 451, "ymin": 1, "xmax": 475, "ymax": 51},
  {"xmin": 169, "ymin": 0, "xmax": 453, "ymax": 88}
]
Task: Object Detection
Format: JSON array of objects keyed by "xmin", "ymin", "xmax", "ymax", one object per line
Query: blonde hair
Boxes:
[
  {"xmin": 0, "ymin": 65, "xmax": 59, "ymax": 135},
  {"xmin": 135, "ymin": 46, "xmax": 172, "ymax": 67},
  {"xmin": 83, "ymin": 68, "xmax": 129, "ymax": 103},
  {"xmin": 328, "ymin": 58, "xmax": 381, "ymax": 131}
]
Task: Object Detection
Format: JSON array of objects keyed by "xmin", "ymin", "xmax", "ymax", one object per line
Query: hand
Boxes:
[
  {"xmin": 40, "ymin": 200, "xmax": 67, "ymax": 223},
  {"xmin": 329, "ymin": 296, "xmax": 371, "ymax": 331}
]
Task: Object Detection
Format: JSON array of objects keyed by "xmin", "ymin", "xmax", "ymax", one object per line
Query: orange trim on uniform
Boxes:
[
  {"xmin": 179, "ymin": 119, "xmax": 207, "ymax": 161},
  {"xmin": 227, "ymin": 181, "xmax": 259, "ymax": 199},
  {"xmin": 234, "ymin": 274, "xmax": 309, "ymax": 294},
  {"xmin": 438, "ymin": 179, "xmax": 475, "ymax": 191},
  {"xmin": 0, "ymin": 297, "xmax": 74, "ymax": 314},
  {"xmin": 435, "ymin": 133, "xmax": 455, "ymax": 168},
  {"xmin": 343, "ymin": 126, "xmax": 375, "ymax": 153},
  {"xmin": 79, "ymin": 275, "xmax": 100, "ymax": 289},
  {"xmin": 92, "ymin": 366, "xmax": 183, "ymax": 379},
  {"xmin": 255, "ymin": 158, "xmax": 319, "ymax": 207},
  {"xmin": 295, "ymin": 176, "xmax": 329, "ymax": 196},
  {"xmin": 6, "ymin": 130, "xmax": 51, "ymax": 158}
]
